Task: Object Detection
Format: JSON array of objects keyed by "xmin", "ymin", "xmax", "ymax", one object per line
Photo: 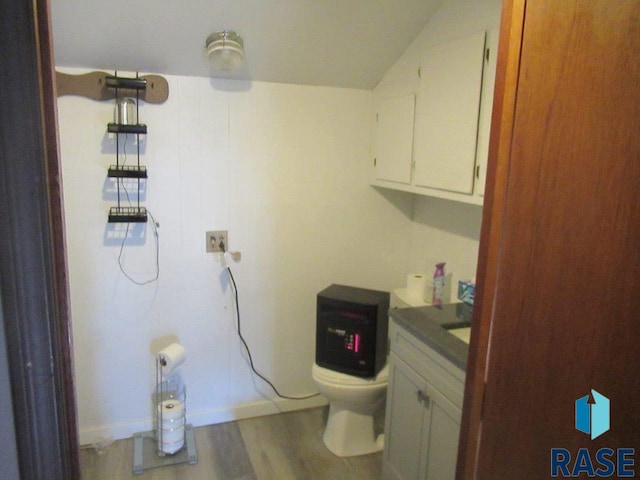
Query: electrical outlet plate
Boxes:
[{"xmin": 206, "ymin": 230, "xmax": 228, "ymax": 253}]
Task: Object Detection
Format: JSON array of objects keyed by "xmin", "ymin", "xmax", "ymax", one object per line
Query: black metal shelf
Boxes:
[
  {"xmin": 107, "ymin": 123, "xmax": 147, "ymax": 135},
  {"xmin": 108, "ymin": 165, "xmax": 147, "ymax": 179},
  {"xmin": 106, "ymin": 72, "xmax": 149, "ymax": 224},
  {"xmin": 105, "ymin": 75, "xmax": 147, "ymax": 91},
  {"xmin": 108, "ymin": 206, "xmax": 148, "ymax": 223}
]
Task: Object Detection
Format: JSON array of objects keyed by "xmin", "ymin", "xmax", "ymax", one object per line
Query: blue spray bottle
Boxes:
[{"xmin": 432, "ymin": 262, "xmax": 446, "ymax": 306}]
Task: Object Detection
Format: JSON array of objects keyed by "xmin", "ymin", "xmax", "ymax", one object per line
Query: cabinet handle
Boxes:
[{"xmin": 417, "ymin": 390, "xmax": 430, "ymax": 408}]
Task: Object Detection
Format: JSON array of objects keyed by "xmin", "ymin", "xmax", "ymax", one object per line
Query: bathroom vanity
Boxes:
[{"xmin": 383, "ymin": 304, "xmax": 470, "ymax": 480}]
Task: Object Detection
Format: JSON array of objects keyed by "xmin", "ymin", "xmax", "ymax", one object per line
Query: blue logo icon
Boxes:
[
  {"xmin": 575, "ymin": 389, "xmax": 610, "ymax": 440},
  {"xmin": 551, "ymin": 391, "xmax": 634, "ymax": 477}
]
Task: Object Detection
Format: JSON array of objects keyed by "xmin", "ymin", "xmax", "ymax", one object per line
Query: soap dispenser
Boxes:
[{"xmin": 432, "ymin": 262, "xmax": 446, "ymax": 306}]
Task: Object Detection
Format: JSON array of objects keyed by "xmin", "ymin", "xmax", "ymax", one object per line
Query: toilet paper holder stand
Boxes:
[{"xmin": 131, "ymin": 349, "xmax": 198, "ymax": 475}]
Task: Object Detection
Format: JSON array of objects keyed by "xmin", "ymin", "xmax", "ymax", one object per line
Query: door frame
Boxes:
[{"xmin": 0, "ymin": 0, "xmax": 80, "ymax": 478}]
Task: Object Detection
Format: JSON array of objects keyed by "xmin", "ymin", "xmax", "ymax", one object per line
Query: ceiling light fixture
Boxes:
[{"xmin": 205, "ymin": 31, "xmax": 245, "ymax": 71}]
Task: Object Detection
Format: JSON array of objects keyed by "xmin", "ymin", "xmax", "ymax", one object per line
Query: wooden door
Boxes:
[{"xmin": 458, "ymin": 1, "xmax": 640, "ymax": 479}]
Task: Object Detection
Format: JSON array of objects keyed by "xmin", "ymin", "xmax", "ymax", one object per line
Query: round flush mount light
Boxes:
[{"xmin": 205, "ymin": 31, "xmax": 245, "ymax": 71}]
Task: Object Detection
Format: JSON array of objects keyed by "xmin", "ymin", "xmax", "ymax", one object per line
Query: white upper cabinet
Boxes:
[
  {"xmin": 373, "ymin": 94, "xmax": 416, "ymax": 184},
  {"xmin": 413, "ymin": 31, "xmax": 485, "ymax": 195},
  {"xmin": 474, "ymin": 27, "xmax": 499, "ymax": 197},
  {"xmin": 370, "ymin": 28, "xmax": 499, "ymax": 206}
]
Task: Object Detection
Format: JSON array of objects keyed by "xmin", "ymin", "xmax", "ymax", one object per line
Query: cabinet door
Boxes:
[
  {"xmin": 413, "ymin": 31, "xmax": 486, "ymax": 194},
  {"xmin": 422, "ymin": 383, "xmax": 462, "ymax": 479},
  {"xmin": 474, "ymin": 27, "xmax": 499, "ymax": 197},
  {"xmin": 384, "ymin": 353, "xmax": 429, "ymax": 480},
  {"xmin": 373, "ymin": 95, "xmax": 416, "ymax": 184}
]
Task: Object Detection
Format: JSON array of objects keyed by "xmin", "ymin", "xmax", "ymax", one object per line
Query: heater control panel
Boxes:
[{"xmin": 326, "ymin": 327, "xmax": 361, "ymax": 356}]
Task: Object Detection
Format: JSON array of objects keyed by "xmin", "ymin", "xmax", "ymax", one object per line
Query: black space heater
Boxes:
[{"xmin": 315, "ymin": 284, "xmax": 390, "ymax": 378}]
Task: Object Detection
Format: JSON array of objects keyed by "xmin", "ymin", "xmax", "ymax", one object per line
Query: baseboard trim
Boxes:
[{"xmin": 79, "ymin": 395, "xmax": 328, "ymax": 446}]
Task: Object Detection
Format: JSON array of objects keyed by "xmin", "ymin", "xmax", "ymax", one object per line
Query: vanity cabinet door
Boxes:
[
  {"xmin": 384, "ymin": 352, "xmax": 463, "ymax": 480},
  {"xmin": 422, "ymin": 381, "xmax": 462, "ymax": 479},
  {"xmin": 384, "ymin": 353, "xmax": 429, "ymax": 480}
]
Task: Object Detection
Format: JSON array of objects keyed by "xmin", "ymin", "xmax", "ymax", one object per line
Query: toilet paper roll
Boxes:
[
  {"xmin": 158, "ymin": 343, "xmax": 186, "ymax": 374},
  {"xmin": 157, "ymin": 399, "xmax": 185, "ymax": 421},
  {"xmin": 158, "ymin": 436, "xmax": 184, "ymax": 455},
  {"xmin": 158, "ymin": 416, "xmax": 185, "ymax": 430},
  {"xmin": 157, "ymin": 425, "xmax": 185, "ymax": 444},
  {"xmin": 406, "ymin": 273, "xmax": 428, "ymax": 300}
]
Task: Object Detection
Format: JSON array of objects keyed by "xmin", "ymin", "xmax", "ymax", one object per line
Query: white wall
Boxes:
[
  {"xmin": 58, "ymin": 72, "xmax": 414, "ymax": 444},
  {"xmin": 58, "ymin": 0, "xmax": 502, "ymax": 445},
  {"xmin": 376, "ymin": 0, "xmax": 502, "ymax": 292}
]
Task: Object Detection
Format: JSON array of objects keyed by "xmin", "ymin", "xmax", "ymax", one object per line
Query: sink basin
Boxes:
[
  {"xmin": 441, "ymin": 321, "xmax": 472, "ymax": 330},
  {"xmin": 448, "ymin": 327, "xmax": 471, "ymax": 344},
  {"xmin": 441, "ymin": 321, "xmax": 472, "ymax": 344}
]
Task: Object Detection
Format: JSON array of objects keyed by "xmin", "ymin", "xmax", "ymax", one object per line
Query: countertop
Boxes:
[{"xmin": 389, "ymin": 303, "xmax": 472, "ymax": 371}]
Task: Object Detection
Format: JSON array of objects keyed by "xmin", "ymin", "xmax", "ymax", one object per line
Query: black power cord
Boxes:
[
  {"xmin": 116, "ymin": 134, "xmax": 160, "ymax": 286},
  {"xmin": 222, "ymin": 245, "xmax": 319, "ymax": 401},
  {"xmin": 117, "ymin": 209, "xmax": 159, "ymax": 286}
]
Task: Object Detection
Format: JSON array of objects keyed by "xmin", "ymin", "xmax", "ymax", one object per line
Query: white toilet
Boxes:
[{"xmin": 312, "ymin": 362, "xmax": 389, "ymax": 457}]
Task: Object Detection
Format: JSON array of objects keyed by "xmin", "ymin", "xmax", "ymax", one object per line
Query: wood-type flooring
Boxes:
[{"xmin": 80, "ymin": 407, "xmax": 383, "ymax": 479}]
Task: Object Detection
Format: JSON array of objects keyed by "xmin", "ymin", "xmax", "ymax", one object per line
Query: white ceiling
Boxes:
[{"xmin": 50, "ymin": 0, "xmax": 442, "ymax": 90}]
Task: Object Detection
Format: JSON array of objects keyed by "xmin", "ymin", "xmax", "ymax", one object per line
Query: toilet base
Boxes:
[{"xmin": 322, "ymin": 402, "xmax": 384, "ymax": 457}]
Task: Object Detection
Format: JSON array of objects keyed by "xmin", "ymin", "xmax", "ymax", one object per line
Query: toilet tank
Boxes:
[{"xmin": 315, "ymin": 284, "xmax": 390, "ymax": 378}]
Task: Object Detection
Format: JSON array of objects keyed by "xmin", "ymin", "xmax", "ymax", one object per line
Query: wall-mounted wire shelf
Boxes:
[
  {"xmin": 107, "ymin": 123, "xmax": 148, "ymax": 135},
  {"xmin": 108, "ymin": 165, "xmax": 148, "ymax": 178},
  {"xmin": 107, "ymin": 72, "xmax": 148, "ymax": 223},
  {"xmin": 109, "ymin": 206, "xmax": 148, "ymax": 223}
]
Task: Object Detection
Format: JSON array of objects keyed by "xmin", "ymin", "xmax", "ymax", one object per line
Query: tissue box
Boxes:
[{"xmin": 457, "ymin": 280, "xmax": 475, "ymax": 306}]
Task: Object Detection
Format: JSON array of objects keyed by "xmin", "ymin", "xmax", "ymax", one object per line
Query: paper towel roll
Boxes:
[
  {"xmin": 406, "ymin": 273, "xmax": 428, "ymax": 300},
  {"xmin": 158, "ymin": 343, "xmax": 186, "ymax": 374}
]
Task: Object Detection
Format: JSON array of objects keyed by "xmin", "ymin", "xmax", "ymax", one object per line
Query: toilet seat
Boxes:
[{"xmin": 312, "ymin": 363, "xmax": 388, "ymax": 386}]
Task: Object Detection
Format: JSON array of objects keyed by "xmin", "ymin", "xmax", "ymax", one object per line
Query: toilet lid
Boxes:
[{"xmin": 312, "ymin": 363, "xmax": 389, "ymax": 386}]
